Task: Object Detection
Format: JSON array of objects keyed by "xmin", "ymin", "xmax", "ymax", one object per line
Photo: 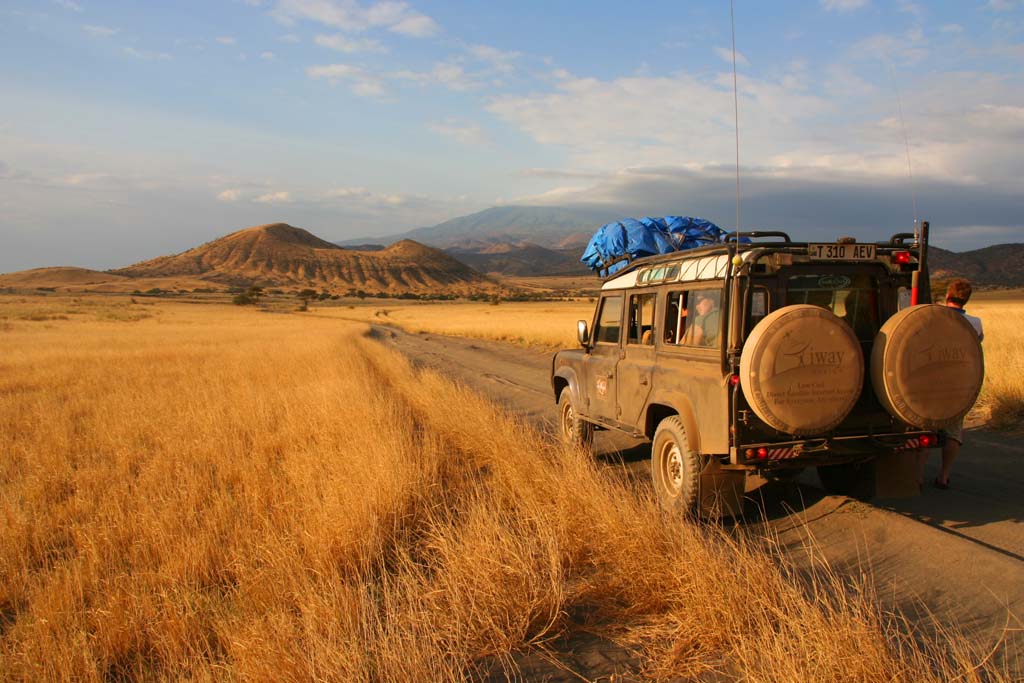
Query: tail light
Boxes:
[
  {"xmin": 893, "ymin": 251, "xmax": 912, "ymax": 264},
  {"xmin": 729, "ymin": 374, "xmax": 740, "ymax": 387}
]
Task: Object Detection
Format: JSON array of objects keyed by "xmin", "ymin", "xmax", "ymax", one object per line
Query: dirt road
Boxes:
[{"xmin": 375, "ymin": 325, "xmax": 1024, "ymax": 676}]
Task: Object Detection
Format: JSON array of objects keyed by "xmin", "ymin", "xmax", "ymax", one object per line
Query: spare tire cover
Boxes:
[
  {"xmin": 871, "ymin": 304, "xmax": 984, "ymax": 430},
  {"xmin": 740, "ymin": 304, "xmax": 864, "ymax": 436}
]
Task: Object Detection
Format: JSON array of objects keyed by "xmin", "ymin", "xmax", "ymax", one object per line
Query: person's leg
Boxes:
[
  {"xmin": 937, "ymin": 439, "xmax": 959, "ymax": 487},
  {"xmin": 916, "ymin": 449, "xmax": 929, "ymax": 488}
]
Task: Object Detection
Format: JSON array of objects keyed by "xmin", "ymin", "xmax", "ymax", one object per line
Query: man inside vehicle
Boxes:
[{"xmin": 690, "ymin": 292, "xmax": 720, "ymax": 347}]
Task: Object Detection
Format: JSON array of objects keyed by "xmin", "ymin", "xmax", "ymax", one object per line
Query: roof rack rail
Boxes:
[
  {"xmin": 889, "ymin": 232, "xmax": 916, "ymax": 246},
  {"xmin": 725, "ymin": 231, "xmax": 792, "ymax": 243}
]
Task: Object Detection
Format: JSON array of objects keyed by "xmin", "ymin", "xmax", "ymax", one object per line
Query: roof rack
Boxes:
[{"xmin": 725, "ymin": 231, "xmax": 793, "ymax": 243}]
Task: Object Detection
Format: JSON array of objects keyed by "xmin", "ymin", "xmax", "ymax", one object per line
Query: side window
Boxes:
[
  {"xmin": 682, "ymin": 289, "xmax": 722, "ymax": 348},
  {"xmin": 627, "ymin": 293, "xmax": 657, "ymax": 345},
  {"xmin": 593, "ymin": 295, "xmax": 623, "ymax": 344},
  {"xmin": 663, "ymin": 291, "xmax": 689, "ymax": 345}
]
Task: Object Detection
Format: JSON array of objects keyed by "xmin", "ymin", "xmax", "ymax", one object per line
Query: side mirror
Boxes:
[{"xmin": 577, "ymin": 320, "xmax": 590, "ymax": 346}]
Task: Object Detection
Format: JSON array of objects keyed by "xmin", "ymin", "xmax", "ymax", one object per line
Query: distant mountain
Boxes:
[
  {"xmin": 0, "ymin": 266, "xmax": 132, "ymax": 287},
  {"xmin": 929, "ymin": 244, "xmax": 1024, "ymax": 288},
  {"xmin": 339, "ymin": 205, "xmax": 619, "ymax": 250},
  {"xmin": 445, "ymin": 241, "xmax": 589, "ymax": 277},
  {"xmin": 111, "ymin": 223, "xmax": 490, "ymax": 293}
]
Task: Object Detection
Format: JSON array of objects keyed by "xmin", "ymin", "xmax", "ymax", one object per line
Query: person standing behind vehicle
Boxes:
[{"xmin": 930, "ymin": 278, "xmax": 984, "ymax": 490}]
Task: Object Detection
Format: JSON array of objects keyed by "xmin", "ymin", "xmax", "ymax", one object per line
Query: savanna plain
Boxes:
[{"xmin": 1, "ymin": 292, "xmax": 1021, "ymax": 682}]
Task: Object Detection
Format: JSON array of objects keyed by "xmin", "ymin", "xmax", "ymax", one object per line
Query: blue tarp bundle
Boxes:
[{"xmin": 581, "ymin": 216, "xmax": 727, "ymax": 276}]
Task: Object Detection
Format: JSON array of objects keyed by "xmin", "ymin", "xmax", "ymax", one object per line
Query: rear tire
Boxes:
[
  {"xmin": 651, "ymin": 416, "xmax": 701, "ymax": 514},
  {"xmin": 817, "ymin": 460, "xmax": 876, "ymax": 501},
  {"xmin": 558, "ymin": 387, "xmax": 593, "ymax": 449}
]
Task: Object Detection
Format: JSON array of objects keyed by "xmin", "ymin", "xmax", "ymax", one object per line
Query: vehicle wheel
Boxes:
[
  {"xmin": 817, "ymin": 460, "xmax": 876, "ymax": 501},
  {"xmin": 651, "ymin": 416, "xmax": 701, "ymax": 514},
  {"xmin": 558, "ymin": 387, "xmax": 593, "ymax": 449}
]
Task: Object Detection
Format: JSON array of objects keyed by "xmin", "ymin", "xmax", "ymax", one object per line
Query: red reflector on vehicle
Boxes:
[
  {"xmin": 893, "ymin": 251, "xmax": 912, "ymax": 264},
  {"xmin": 730, "ymin": 374, "xmax": 740, "ymax": 387},
  {"xmin": 920, "ymin": 434, "xmax": 933, "ymax": 447},
  {"xmin": 757, "ymin": 447, "xmax": 768, "ymax": 459},
  {"xmin": 745, "ymin": 448, "xmax": 755, "ymax": 458}
]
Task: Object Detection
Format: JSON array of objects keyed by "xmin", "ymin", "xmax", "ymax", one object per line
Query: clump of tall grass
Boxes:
[
  {"xmin": 970, "ymin": 300, "xmax": 1024, "ymax": 427},
  {"xmin": 0, "ymin": 300, "xmax": 1014, "ymax": 681}
]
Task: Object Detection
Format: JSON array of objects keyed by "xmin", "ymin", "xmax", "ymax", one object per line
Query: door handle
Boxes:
[{"xmin": 639, "ymin": 376, "xmax": 648, "ymax": 385}]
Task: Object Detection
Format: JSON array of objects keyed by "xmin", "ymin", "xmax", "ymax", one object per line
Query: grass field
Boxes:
[
  {"xmin": 0, "ymin": 294, "xmax": 1012, "ymax": 681},
  {"xmin": 966, "ymin": 298, "xmax": 1024, "ymax": 427},
  {"xmin": 319, "ymin": 300, "xmax": 596, "ymax": 348},
  {"xmin": 313, "ymin": 293, "xmax": 1024, "ymax": 427}
]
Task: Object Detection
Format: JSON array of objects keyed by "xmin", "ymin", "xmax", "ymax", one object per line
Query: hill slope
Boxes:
[
  {"xmin": 0, "ymin": 266, "xmax": 130, "ymax": 287},
  {"xmin": 445, "ymin": 242, "xmax": 588, "ymax": 276},
  {"xmin": 929, "ymin": 244, "xmax": 1024, "ymax": 288},
  {"xmin": 339, "ymin": 206, "xmax": 618, "ymax": 250},
  {"xmin": 112, "ymin": 223, "xmax": 490, "ymax": 292}
]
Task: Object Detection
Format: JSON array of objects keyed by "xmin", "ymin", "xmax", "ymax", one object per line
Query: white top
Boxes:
[{"xmin": 960, "ymin": 309, "xmax": 984, "ymax": 342}]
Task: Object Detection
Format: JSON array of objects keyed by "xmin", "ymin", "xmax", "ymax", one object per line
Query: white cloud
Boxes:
[
  {"xmin": 307, "ymin": 63, "xmax": 362, "ymax": 79},
  {"xmin": 713, "ymin": 46, "xmax": 748, "ymax": 66},
  {"xmin": 306, "ymin": 63, "xmax": 383, "ymax": 96},
  {"xmin": 467, "ymin": 43, "xmax": 520, "ymax": 73},
  {"xmin": 123, "ymin": 47, "xmax": 172, "ymax": 61},
  {"xmin": 216, "ymin": 36, "xmax": 237, "ymax": 45},
  {"xmin": 218, "ymin": 188, "xmax": 242, "ymax": 201},
  {"xmin": 82, "ymin": 24, "xmax": 118, "ymax": 38},
  {"xmin": 314, "ymin": 33, "xmax": 386, "ymax": 53},
  {"xmin": 54, "ymin": 0, "xmax": 83, "ymax": 11},
  {"xmin": 271, "ymin": 0, "xmax": 439, "ymax": 37},
  {"xmin": 850, "ymin": 28, "xmax": 928, "ymax": 65},
  {"xmin": 821, "ymin": 0, "xmax": 868, "ymax": 11},
  {"xmin": 324, "ymin": 186, "xmax": 406, "ymax": 205},
  {"xmin": 254, "ymin": 190, "xmax": 291, "ymax": 203},
  {"xmin": 392, "ymin": 61, "xmax": 478, "ymax": 91},
  {"xmin": 427, "ymin": 119, "xmax": 489, "ymax": 146},
  {"xmin": 431, "ymin": 62, "xmax": 472, "ymax": 91}
]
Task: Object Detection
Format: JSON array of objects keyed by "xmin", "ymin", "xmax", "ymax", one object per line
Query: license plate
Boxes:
[{"xmin": 808, "ymin": 243, "xmax": 876, "ymax": 260}]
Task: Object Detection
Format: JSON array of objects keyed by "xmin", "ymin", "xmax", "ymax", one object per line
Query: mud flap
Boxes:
[
  {"xmin": 874, "ymin": 449, "xmax": 921, "ymax": 498},
  {"xmin": 698, "ymin": 458, "xmax": 745, "ymax": 519}
]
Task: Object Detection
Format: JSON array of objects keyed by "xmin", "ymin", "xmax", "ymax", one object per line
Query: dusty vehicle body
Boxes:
[{"xmin": 552, "ymin": 229, "xmax": 984, "ymax": 513}]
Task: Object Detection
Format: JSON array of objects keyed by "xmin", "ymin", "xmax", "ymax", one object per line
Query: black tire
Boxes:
[
  {"xmin": 651, "ymin": 416, "xmax": 701, "ymax": 514},
  {"xmin": 558, "ymin": 387, "xmax": 593, "ymax": 449},
  {"xmin": 817, "ymin": 460, "xmax": 876, "ymax": 501}
]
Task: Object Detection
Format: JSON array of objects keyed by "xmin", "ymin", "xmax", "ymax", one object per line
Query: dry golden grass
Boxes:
[
  {"xmin": 318, "ymin": 294, "xmax": 1024, "ymax": 428},
  {"xmin": 965, "ymin": 298, "xmax": 1024, "ymax": 427},
  {"xmin": 0, "ymin": 295, "xmax": 1013, "ymax": 681},
  {"xmin": 317, "ymin": 300, "xmax": 595, "ymax": 348}
]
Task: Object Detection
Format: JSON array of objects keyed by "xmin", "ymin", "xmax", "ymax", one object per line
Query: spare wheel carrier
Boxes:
[
  {"xmin": 870, "ymin": 304, "xmax": 984, "ymax": 430},
  {"xmin": 739, "ymin": 304, "xmax": 864, "ymax": 436}
]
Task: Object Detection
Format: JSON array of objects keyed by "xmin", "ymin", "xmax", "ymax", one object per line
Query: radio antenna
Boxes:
[
  {"xmin": 730, "ymin": 0, "xmax": 742, "ymax": 234},
  {"xmin": 887, "ymin": 60, "xmax": 919, "ymax": 241}
]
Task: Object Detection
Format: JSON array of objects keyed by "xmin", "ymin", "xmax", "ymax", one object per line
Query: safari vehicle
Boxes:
[{"xmin": 551, "ymin": 225, "xmax": 985, "ymax": 514}]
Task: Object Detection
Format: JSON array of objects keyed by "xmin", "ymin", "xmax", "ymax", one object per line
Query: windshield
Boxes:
[{"xmin": 785, "ymin": 273, "xmax": 880, "ymax": 341}]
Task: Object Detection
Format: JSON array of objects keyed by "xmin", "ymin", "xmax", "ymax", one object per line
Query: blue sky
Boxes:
[{"xmin": 1, "ymin": 0, "xmax": 1022, "ymax": 271}]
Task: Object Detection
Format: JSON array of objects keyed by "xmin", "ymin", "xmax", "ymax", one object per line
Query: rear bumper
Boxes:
[{"xmin": 731, "ymin": 430, "xmax": 941, "ymax": 468}]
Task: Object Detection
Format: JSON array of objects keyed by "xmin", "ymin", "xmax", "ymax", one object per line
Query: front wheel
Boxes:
[
  {"xmin": 558, "ymin": 387, "xmax": 593, "ymax": 449},
  {"xmin": 651, "ymin": 416, "xmax": 701, "ymax": 514},
  {"xmin": 817, "ymin": 460, "xmax": 876, "ymax": 501}
]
